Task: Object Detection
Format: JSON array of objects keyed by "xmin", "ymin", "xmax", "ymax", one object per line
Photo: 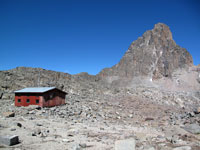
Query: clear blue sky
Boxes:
[{"xmin": 0, "ymin": 0, "xmax": 199, "ymax": 75}]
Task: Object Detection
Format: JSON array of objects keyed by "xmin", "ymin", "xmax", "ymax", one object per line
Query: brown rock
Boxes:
[
  {"xmin": 145, "ymin": 117, "xmax": 154, "ymax": 121},
  {"xmin": 98, "ymin": 23, "xmax": 193, "ymax": 81},
  {"xmin": 197, "ymin": 107, "xmax": 200, "ymax": 113},
  {"xmin": 3, "ymin": 112, "xmax": 15, "ymax": 118}
]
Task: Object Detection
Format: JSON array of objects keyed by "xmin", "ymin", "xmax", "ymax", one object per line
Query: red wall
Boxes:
[
  {"xmin": 15, "ymin": 89, "xmax": 66, "ymax": 107},
  {"xmin": 42, "ymin": 96, "xmax": 65, "ymax": 107},
  {"xmin": 15, "ymin": 95, "xmax": 42, "ymax": 107},
  {"xmin": 42, "ymin": 89, "xmax": 65, "ymax": 107}
]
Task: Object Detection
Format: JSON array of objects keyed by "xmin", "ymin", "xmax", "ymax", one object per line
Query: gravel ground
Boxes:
[{"xmin": 1, "ymin": 88, "xmax": 200, "ymax": 150}]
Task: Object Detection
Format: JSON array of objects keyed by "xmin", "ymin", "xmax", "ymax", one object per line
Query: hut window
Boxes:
[
  {"xmin": 36, "ymin": 99, "xmax": 39, "ymax": 104},
  {"xmin": 18, "ymin": 99, "xmax": 21, "ymax": 103},
  {"xmin": 50, "ymin": 93, "xmax": 53, "ymax": 99},
  {"xmin": 26, "ymin": 99, "xmax": 30, "ymax": 103}
]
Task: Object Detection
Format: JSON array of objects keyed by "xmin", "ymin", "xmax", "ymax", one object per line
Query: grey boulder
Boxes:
[
  {"xmin": 115, "ymin": 138, "xmax": 135, "ymax": 150},
  {"xmin": 0, "ymin": 135, "xmax": 19, "ymax": 146},
  {"xmin": 183, "ymin": 124, "xmax": 200, "ymax": 134}
]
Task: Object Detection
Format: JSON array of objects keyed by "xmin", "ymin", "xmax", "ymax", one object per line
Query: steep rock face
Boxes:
[{"xmin": 99, "ymin": 23, "xmax": 193, "ymax": 80}]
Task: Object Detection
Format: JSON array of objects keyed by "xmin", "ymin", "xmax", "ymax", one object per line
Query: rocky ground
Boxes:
[{"xmin": 1, "ymin": 87, "xmax": 200, "ymax": 150}]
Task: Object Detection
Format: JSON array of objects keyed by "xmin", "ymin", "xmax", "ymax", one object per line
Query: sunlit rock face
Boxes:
[{"xmin": 98, "ymin": 23, "xmax": 193, "ymax": 80}]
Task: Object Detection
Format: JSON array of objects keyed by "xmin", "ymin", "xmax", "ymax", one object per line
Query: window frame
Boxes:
[
  {"xmin": 26, "ymin": 99, "xmax": 30, "ymax": 103},
  {"xmin": 36, "ymin": 99, "xmax": 39, "ymax": 104}
]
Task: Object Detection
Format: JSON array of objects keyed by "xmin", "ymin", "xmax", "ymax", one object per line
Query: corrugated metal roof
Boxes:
[{"xmin": 14, "ymin": 87, "xmax": 56, "ymax": 93}]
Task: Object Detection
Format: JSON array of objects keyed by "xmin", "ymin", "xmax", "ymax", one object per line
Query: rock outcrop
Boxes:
[{"xmin": 98, "ymin": 23, "xmax": 193, "ymax": 81}]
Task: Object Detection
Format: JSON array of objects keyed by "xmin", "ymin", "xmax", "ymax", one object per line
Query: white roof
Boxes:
[{"xmin": 14, "ymin": 87, "xmax": 56, "ymax": 93}]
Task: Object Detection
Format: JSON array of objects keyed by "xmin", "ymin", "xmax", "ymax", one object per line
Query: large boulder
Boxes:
[
  {"xmin": 183, "ymin": 124, "xmax": 200, "ymax": 134},
  {"xmin": 0, "ymin": 135, "xmax": 19, "ymax": 146},
  {"xmin": 115, "ymin": 138, "xmax": 135, "ymax": 150}
]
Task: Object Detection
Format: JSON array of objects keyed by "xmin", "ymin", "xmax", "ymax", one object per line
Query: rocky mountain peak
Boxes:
[
  {"xmin": 139, "ymin": 23, "xmax": 174, "ymax": 51},
  {"xmin": 152, "ymin": 23, "xmax": 173, "ymax": 40},
  {"xmin": 154, "ymin": 23, "xmax": 171, "ymax": 34},
  {"xmin": 99, "ymin": 23, "xmax": 193, "ymax": 82}
]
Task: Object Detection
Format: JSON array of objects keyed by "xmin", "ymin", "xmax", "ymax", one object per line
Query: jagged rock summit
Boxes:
[{"xmin": 99, "ymin": 23, "xmax": 193, "ymax": 82}]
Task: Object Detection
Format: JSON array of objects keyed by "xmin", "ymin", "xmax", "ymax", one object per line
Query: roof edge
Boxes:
[{"xmin": 14, "ymin": 87, "xmax": 56, "ymax": 93}]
